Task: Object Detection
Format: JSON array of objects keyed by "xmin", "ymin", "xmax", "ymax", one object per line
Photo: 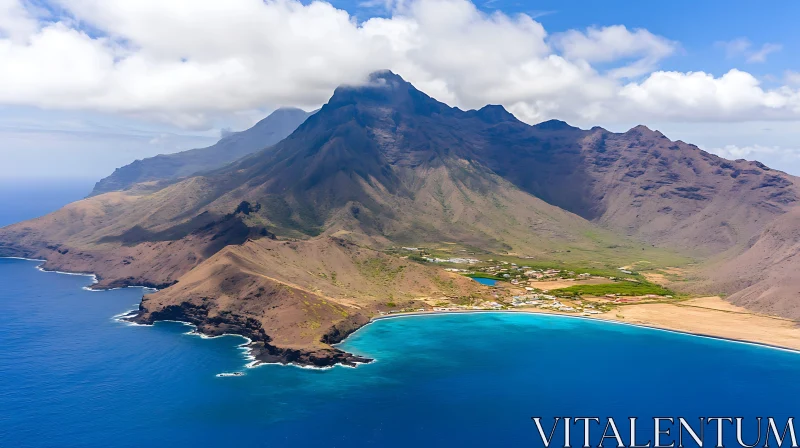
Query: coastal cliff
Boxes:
[
  {"xmin": 112, "ymin": 236, "xmax": 485, "ymax": 368},
  {"xmin": 129, "ymin": 301, "xmax": 372, "ymax": 367}
]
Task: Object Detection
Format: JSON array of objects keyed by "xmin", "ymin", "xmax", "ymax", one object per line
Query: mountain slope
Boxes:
[
  {"xmin": 577, "ymin": 126, "xmax": 798, "ymax": 255},
  {"xmin": 707, "ymin": 208, "xmax": 800, "ymax": 319},
  {"xmin": 90, "ymin": 107, "xmax": 313, "ymax": 195},
  {"xmin": 447, "ymin": 119, "xmax": 799, "ymax": 256},
  {"xmin": 179, "ymin": 71, "xmax": 798, "ymax": 257},
  {"xmin": 2, "ymin": 70, "xmax": 799, "ymax": 365},
  {"xmin": 1, "ymin": 73, "xmax": 681, "ymax": 291}
]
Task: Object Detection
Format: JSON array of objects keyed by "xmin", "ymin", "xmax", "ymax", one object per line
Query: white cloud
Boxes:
[
  {"xmin": 552, "ymin": 25, "xmax": 677, "ymax": 78},
  {"xmin": 358, "ymin": 0, "xmax": 397, "ymax": 10},
  {"xmin": 0, "ymin": 0, "xmax": 798, "ymax": 129},
  {"xmin": 716, "ymin": 37, "xmax": 752, "ymax": 58},
  {"xmin": 618, "ymin": 69, "xmax": 800, "ymax": 122},
  {"xmin": 706, "ymin": 144, "xmax": 800, "ymax": 165},
  {"xmin": 787, "ymin": 71, "xmax": 800, "ymax": 86},
  {"xmin": 0, "ymin": 0, "xmax": 42, "ymax": 43},
  {"xmin": 746, "ymin": 43, "xmax": 782, "ymax": 63},
  {"xmin": 715, "ymin": 37, "xmax": 782, "ymax": 63}
]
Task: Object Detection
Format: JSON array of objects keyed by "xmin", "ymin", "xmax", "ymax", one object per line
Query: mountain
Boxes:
[
  {"xmin": 2, "ymin": 70, "xmax": 799, "ymax": 365},
  {"xmin": 707, "ymin": 208, "xmax": 800, "ymax": 319},
  {"xmin": 133, "ymin": 71, "xmax": 795, "ymax": 256},
  {"xmin": 564, "ymin": 125, "xmax": 798, "ymax": 255},
  {"xmin": 90, "ymin": 107, "xmax": 314, "ymax": 195}
]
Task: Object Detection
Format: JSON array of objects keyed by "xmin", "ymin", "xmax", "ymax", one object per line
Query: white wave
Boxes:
[
  {"xmin": 215, "ymin": 372, "xmax": 245, "ymax": 378},
  {"xmin": 0, "ymin": 256, "xmax": 45, "ymax": 262},
  {"xmin": 111, "ymin": 309, "xmax": 138, "ymax": 319},
  {"xmin": 2, "ymin": 258, "xmax": 162, "ymax": 293},
  {"xmin": 111, "ymin": 308, "xmax": 148, "ymax": 326},
  {"xmin": 245, "ymin": 359, "xmax": 336, "ymax": 371},
  {"xmin": 34, "ymin": 264, "xmax": 99, "ymax": 283}
]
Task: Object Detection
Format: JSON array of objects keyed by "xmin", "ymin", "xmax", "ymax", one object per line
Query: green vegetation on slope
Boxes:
[
  {"xmin": 489, "ymin": 251, "xmax": 690, "ymax": 278},
  {"xmin": 357, "ymin": 258, "xmax": 406, "ymax": 283},
  {"xmin": 387, "ymin": 238, "xmax": 693, "ymax": 279}
]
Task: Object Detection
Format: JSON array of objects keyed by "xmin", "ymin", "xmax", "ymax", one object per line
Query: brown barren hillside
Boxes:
[
  {"xmin": 133, "ymin": 237, "xmax": 486, "ymax": 367},
  {"xmin": 580, "ymin": 126, "xmax": 799, "ymax": 255},
  {"xmin": 480, "ymin": 120, "xmax": 799, "ymax": 256},
  {"xmin": 707, "ymin": 208, "xmax": 800, "ymax": 319}
]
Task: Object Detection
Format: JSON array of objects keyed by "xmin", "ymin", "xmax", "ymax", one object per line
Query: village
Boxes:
[{"xmin": 382, "ymin": 248, "xmax": 676, "ymax": 318}]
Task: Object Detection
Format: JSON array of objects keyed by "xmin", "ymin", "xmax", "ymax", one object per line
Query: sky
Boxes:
[{"xmin": 1, "ymin": 0, "xmax": 799, "ymax": 180}]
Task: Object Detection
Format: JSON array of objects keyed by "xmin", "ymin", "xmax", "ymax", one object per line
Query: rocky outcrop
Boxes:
[
  {"xmin": 129, "ymin": 300, "xmax": 372, "ymax": 368},
  {"xmin": 321, "ymin": 313, "xmax": 371, "ymax": 344},
  {"xmin": 248, "ymin": 344, "xmax": 372, "ymax": 368},
  {"xmin": 132, "ymin": 302, "xmax": 270, "ymax": 341}
]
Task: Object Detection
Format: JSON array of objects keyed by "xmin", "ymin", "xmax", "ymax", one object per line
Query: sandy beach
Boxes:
[
  {"xmin": 596, "ymin": 296, "xmax": 800, "ymax": 351},
  {"xmin": 376, "ymin": 296, "xmax": 800, "ymax": 352}
]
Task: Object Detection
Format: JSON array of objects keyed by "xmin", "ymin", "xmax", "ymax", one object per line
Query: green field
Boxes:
[
  {"xmin": 549, "ymin": 281, "xmax": 674, "ymax": 297},
  {"xmin": 387, "ymin": 240, "xmax": 695, "ymax": 287}
]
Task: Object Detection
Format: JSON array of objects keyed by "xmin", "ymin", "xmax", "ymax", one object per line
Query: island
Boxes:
[{"xmin": 2, "ymin": 71, "xmax": 799, "ymax": 367}]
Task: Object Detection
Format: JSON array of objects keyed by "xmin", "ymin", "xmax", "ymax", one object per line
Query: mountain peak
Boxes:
[
  {"xmin": 234, "ymin": 107, "xmax": 312, "ymax": 142},
  {"xmin": 251, "ymin": 107, "xmax": 310, "ymax": 126},
  {"xmin": 473, "ymin": 104, "xmax": 517, "ymax": 124},
  {"xmin": 367, "ymin": 69, "xmax": 407, "ymax": 84},
  {"xmin": 625, "ymin": 124, "xmax": 666, "ymax": 139},
  {"xmin": 90, "ymin": 107, "xmax": 312, "ymax": 195},
  {"xmin": 328, "ymin": 70, "xmax": 414, "ymax": 105},
  {"xmin": 533, "ymin": 119, "xmax": 578, "ymax": 131},
  {"xmin": 325, "ymin": 70, "xmax": 453, "ymax": 117},
  {"xmin": 629, "ymin": 124, "xmax": 651, "ymax": 132},
  {"xmin": 274, "ymin": 106, "xmax": 308, "ymax": 113}
]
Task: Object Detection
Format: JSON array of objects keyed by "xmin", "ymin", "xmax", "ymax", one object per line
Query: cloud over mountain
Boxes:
[
  {"xmin": 707, "ymin": 143, "xmax": 800, "ymax": 164},
  {"xmin": 0, "ymin": 0, "xmax": 799, "ymax": 128}
]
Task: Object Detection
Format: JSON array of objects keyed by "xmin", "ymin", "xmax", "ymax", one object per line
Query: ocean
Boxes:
[
  {"xmin": 1, "ymin": 183, "xmax": 800, "ymax": 447},
  {"xmin": 2, "ymin": 258, "xmax": 800, "ymax": 447},
  {"xmin": 0, "ymin": 179, "xmax": 95, "ymax": 228}
]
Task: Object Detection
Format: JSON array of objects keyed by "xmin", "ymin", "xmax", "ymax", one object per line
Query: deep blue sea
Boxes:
[
  {"xmin": 0, "ymin": 179, "xmax": 94, "ymax": 228},
  {"xmin": 1, "ymin": 183, "xmax": 800, "ymax": 447}
]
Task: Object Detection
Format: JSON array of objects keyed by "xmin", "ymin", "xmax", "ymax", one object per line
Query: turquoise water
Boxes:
[
  {"xmin": 2, "ymin": 258, "xmax": 800, "ymax": 447},
  {"xmin": 471, "ymin": 277, "xmax": 497, "ymax": 286}
]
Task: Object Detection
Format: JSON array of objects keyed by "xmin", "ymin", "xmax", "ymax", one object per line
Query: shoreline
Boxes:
[
  {"xmin": 112, "ymin": 310, "xmax": 268, "ymax": 372},
  {"xmin": 5, "ymin": 256, "xmax": 800, "ymax": 371},
  {"xmin": 115, "ymin": 304, "xmax": 800, "ymax": 369},
  {"xmin": 1, "ymin": 256, "xmax": 160, "ymax": 292},
  {"xmin": 368, "ymin": 308, "xmax": 800, "ymax": 355},
  {"xmin": 2, "ymin": 257, "xmax": 367, "ymax": 370},
  {"xmin": 2, "ymin": 256, "xmax": 98, "ymax": 284}
]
